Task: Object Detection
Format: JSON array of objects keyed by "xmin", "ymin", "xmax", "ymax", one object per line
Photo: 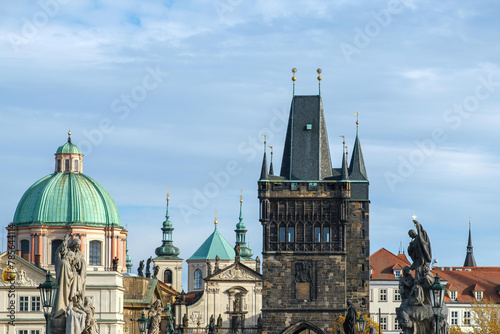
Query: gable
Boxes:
[
  {"xmin": 0, "ymin": 251, "xmax": 46, "ymax": 287},
  {"xmin": 208, "ymin": 262, "xmax": 262, "ymax": 282}
]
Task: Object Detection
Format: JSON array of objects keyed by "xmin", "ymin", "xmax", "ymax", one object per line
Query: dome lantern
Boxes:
[{"xmin": 54, "ymin": 131, "xmax": 84, "ymax": 174}]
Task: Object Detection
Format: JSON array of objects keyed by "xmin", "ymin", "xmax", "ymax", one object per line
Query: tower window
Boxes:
[
  {"xmin": 279, "ymin": 226, "xmax": 286, "ymax": 243},
  {"xmin": 89, "ymin": 240, "xmax": 102, "ymax": 265},
  {"xmin": 323, "ymin": 227, "xmax": 330, "ymax": 242},
  {"xmin": 314, "ymin": 227, "xmax": 321, "ymax": 243},
  {"xmin": 65, "ymin": 159, "xmax": 70, "ymax": 171},
  {"xmin": 57, "ymin": 159, "xmax": 61, "ymax": 172},
  {"xmin": 74, "ymin": 159, "xmax": 79, "ymax": 172},
  {"xmin": 288, "ymin": 227, "xmax": 295, "ymax": 242},
  {"xmin": 194, "ymin": 269, "xmax": 203, "ymax": 289},
  {"xmin": 20, "ymin": 240, "xmax": 30, "ymax": 259},
  {"xmin": 51, "ymin": 239, "xmax": 63, "ymax": 264},
  {"xmin": 164, "ymin": 269, "xmax": 172, "ymax": 284}
]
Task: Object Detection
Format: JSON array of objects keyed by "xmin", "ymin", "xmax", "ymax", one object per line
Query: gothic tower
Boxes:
[{"xmin": 258, "ymin": 71, "xmax": 370, "ymax": 334}]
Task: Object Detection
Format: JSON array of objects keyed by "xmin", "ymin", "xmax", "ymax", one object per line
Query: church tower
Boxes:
[
  {"xmin": 463, "ymin": 220, "xmax": 477, "ymax": 267},
  {"xmin": 153, "ymin": 193, "xmax": 183, "ymax": 292},
  {"xmin": 258, "ymin": 70, "xmax": 370, "ymax": 334}
]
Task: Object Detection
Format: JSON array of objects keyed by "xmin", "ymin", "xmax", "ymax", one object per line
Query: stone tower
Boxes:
[{"xmin": 258, "ymin": 87, "xmax": 370, "ymax": 333}]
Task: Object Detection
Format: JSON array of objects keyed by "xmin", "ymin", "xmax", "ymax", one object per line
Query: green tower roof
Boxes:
[
  {"xmin": 13, "ymin": 172, "xmax": 121, "ymax": 227},
  {"xmin": 56, "ymin": 141, "xmax": 82, "ymax": 155},
  {"xmin": 188, "ymin": 226, "xmax": 235, "ymax": 260}
]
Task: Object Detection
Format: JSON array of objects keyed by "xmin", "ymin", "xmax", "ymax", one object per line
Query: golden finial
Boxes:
[
  {"xmin": 269, "ymin": 146, "xmax": 273, "ymax": 154},
  {"xmin": 317, "ymin": 68, "xmax": 322, "ymax": 82},
  {"xmin": 214, "ymin": 210, "xmax": 218, "ymax": 225},
  {"xmin": 166, "ymin": 186, "xmax": 170, "ymax": 202},
  {"xmin": 68, "ymin": 126, "xmax": 71, "ymax": 137},
  {"xmin": 262, "ymin": 134, "xmax": 267, "ymax": 145},
  {"xmin": 354, "ymin": 112, "xmax": 359, "ymax": 126},
  {"xmin": 292, "ymin": 68, "xmax": 297, "ymax": 81},
  {"xmin": 240, "ymin": 189, "xmax": 243, "ymax": 204}
]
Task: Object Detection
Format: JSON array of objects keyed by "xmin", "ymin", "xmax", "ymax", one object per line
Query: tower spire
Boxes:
[
  {"xmin": 260, "ymin": 135, "xmax": 268, "ymax": 180},
  {"xmin": 463, "ymin": 218, "xmax": 477, "ymax": 267},
  {"xmin": 154, "ymin": 191, "xmax": 180, "ymax": 258},
  {"xmin": 268, "ymin": 146, "xmax": 274, "ymax": 175},
  {"xmin": 349, "ymin": 113, "xmax": 368, "ymax": 181},
  {"xmin": 235, "ymin": 191, "xmax": 253, "ymax": 260},
  {"xmin": 292, "ymin": 68, "xmax": 297, "ymax": 96},
  {"xmin": 340, "ymin": 136, "xmax": 349, "ymax": 181},
  {"xmin": 317, "ymin": 68, "xmax": 322, "ymax": 96}
]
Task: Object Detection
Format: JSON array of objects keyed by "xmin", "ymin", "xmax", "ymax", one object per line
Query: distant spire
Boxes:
[
  {"xmin": 268, "ymin": 146, "xmax": 274, "ymax": 175},
  {"xmin": 235, "ymin": 191, "xmax": 253, "ymax": 260},
  {"xmin": 125, "ymin": 238, "xmax": 133, "ymax": 273},
  {"xmin": 68, "ymin": 126, "xmax": 72, "ymax": 143},
  {"xmin": 340, "ymin": 136, "xmax": 349, "ymax": 181},
  {"xmin": 260, "ymin": 135, "xmax": 268, "ymax": 180},
  {"xmin": 317, "ymin": 68, "xmax": 322, "ymax": 96},
  {"xmin": 292, "ymin": 68, "xmax": 297, "ymax": 96},
  {"xmin": 349, "ymin": 113, "xmax": 368, "ymax": 181},
  {"xmin": 463, "ymin": 218, "xmax": 477, "ymax": 267},
  {"xmin": 154, "ymin": 191, "xmax": 180, "ymax": 258}
]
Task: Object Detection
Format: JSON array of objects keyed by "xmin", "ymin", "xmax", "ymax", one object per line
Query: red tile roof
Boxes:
[{"xmin": 370, "ymin": 248, "xmax": 411, "ymax": 280}]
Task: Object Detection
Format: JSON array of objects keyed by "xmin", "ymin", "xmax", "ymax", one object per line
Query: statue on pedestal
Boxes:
[
  {"xmin": 153, "ymin": 265, "xmax": 159, "ymax": 279},
  {"xmin": 146, "ymin": 256, "xmax": 153, "ymax": 279},
  {"xmin": 343, "ymin": 300, "xmax": 356, "ymax": 334},
  {"xmin": 396, "ymin": 219, "xmax": 449, "ymax": 334},
  {"xmin": 112, "ymin": 257, "xmax": 119, "ymax": 271},
  {"xmin": 138, "ymin": 261, "xmax": 145, "ymax": 277},
  {"xmin": 147, "ymin": 299, "xmax": 162, "ymax": 334}
]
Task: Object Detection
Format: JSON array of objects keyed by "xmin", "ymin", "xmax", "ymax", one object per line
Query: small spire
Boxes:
[
  {"xmin": 268, "ymin": 146, "xmax": 274, "ymax": 175},
  {"xmin": 464, "ymin": 218, "xmax": 477, "ymax": 267},
  {"xmin": 292, "ymin": 68, "xmax": 297, "ymax": 96},
  {"xmin": 340, "ymin": 136, "xmax": 349, "ymax": 181},
  {"xmin": 239, "ymin": 190, "xmax": 243, "ymax": 221},
  {"xmin": 349, "ymin": 113, "xmax": 368, "ymax": 181},
  {"xmin": 214, "ymin": 210, "xmax": 218, "ymax": 226},
  {"xmin": 68, "ymin": 125, "xmax": 72, "ymax": 143},
  {"xmin": 165, "ymin": 188, "xmax": 170, "ymax": 219},
  {"xmin": 317, "ymin": 68, "xmax": 322, "ymax": 96},
  {"xmin": 260, "ymin": 135, "xmax": 268, "ymax": 180}
]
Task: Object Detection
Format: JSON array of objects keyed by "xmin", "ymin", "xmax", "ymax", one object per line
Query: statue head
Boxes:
[
  {"xmin": 403, "ymin": 265, "xmax": 411, "ymax": 276},
  {"xmin": 70, "ymin": 238, "xmax": 82, "ymax": 251},
  {"xmin": 347, "ymin": 299, "xmax": 353, "ymax": 307},
  {"xmin": 408, "ymin": 229, "xmax": 417, "ymax": 238}
]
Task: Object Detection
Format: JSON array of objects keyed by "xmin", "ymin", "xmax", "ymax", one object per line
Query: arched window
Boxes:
[
  {"xmin": 323, "ymin": 224, "xmax": 330, "ymax": 242},
  {"xmin": 164, "ymin": 269, "xmax": 173, "ymax": 284},
  {"xmin": 65, "ymin": 159, "xmax": 70, "ymax": 171},
  {"xmin": 288, "ymin": 225, "xmax": 295, "ymax": 243},
  {"xmin": 89, "ymin": 240, "xmax": 101, "ymax": 265},
  {"xmin": 279, "ymin": 223, "xmax": 286, "ymax": 243},
  {"xmin": 74, "ymin": 160, "xmax": 79, "ymax": 172},
  {"xmin": 57, "ymin": 159, "xmax": 61, "ymax": 172},
  {"xmin": 194, "ymin": 269, "xmax": 203, "ymax": 289},
  {"xmin": 20, "ymin": 240, "xmax": 30, "ymax": 259},
  {"xmin": 51, "ymin": 239, "xmax": 63, "ymax": 264}
]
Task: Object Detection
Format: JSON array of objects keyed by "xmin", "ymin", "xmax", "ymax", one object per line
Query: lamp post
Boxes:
[
  {"xmin": 429, "ymin": 273, "xmax": 446, "ymax": 334},
  {"xmin": 37, "ymin": 271, "xmax": 58, "ymax": 334},
  {"xmin": 138, "ymin": 311, "xmax": 148, "ymax": 334},
  {"xmin": 356, "ymin": 313, "xmax": 367, "ymax": 333}
]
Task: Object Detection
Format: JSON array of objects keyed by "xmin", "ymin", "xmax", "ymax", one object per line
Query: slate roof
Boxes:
[{"xmin": 188, "ymin": 226, "xmax": 235, "ymax": 260}]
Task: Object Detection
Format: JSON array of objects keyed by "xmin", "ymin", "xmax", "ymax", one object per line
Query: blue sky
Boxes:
[{"xmin": 1, "ymin": 0, "xmax": 500, "ymax": 287}]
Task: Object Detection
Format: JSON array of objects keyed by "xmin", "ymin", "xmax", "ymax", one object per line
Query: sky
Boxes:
[{"xmin": 1, "ymin": 0, "xmax": 500, "ymax": 289}]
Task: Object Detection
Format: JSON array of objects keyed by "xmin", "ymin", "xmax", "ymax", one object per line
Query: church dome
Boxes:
[{"xmin": 12, "ymin": 137, "xmax": 120, "ymax": 227}]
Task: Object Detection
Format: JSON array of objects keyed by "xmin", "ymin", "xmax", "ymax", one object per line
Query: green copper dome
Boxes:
[
  {"xmin": 13, "ymin": 172, "xmax": 121, "ymax": 227},
  {"xmin": 56, "ymin": 141, "xmax": 82, "ymax": 155}
]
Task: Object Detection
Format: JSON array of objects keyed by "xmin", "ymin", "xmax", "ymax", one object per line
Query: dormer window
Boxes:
[
  {"xmin": 394, "ymin": 270, "xmax": 402, "ymax": 278},
  {"xmin": 475, "ymin": 290, "xmax": 483, "ymax": 300},
  {"xmin": 450, "ymin": 290, "xmax": 457, "ymax": 301}
]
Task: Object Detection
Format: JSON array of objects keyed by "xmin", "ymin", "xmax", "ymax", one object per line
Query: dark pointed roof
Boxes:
[
  {"xmin": 260, "ymin": 150, "xmax": 268, "ymax": 180},
  {"xmin": 280, "ymin": 95, "xmax": 332, "ymax": 180},
  {"xmin": 341, "ymin": 145, "xmax": 349, "ymax": 181},
  {"xmin": 464, "ymin": 221, "xmax": 477, "ymax": 267},
  {"xmin": 349, "ymin": 127, "xmax": 368, "ymax": 181}
]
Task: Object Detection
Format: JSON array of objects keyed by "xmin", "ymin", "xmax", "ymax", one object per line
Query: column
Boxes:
[{"xmin": 31, "ymin": 233, "xmax": 35, "ymax": 262}]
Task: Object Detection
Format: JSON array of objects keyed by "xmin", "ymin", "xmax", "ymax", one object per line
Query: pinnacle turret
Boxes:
[
  {"xmin": 155, "ymin": 194, "xmax": 180, "ymax": 259},
  {"xmin": 349, "ymin": 119, "xmax": 368, "ymax": 181},
  {"xmin": 463, "ymin": 220, "xmax": 477, "ymax": 267},
  {"xmin": 235, "ymin": 193, "xmax": 253, "ymax": 260}
]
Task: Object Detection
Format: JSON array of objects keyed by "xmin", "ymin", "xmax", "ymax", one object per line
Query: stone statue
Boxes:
[
  {"xmin": 77, "ymin": 296, "xmax": 98, "ymax": 334},
  {"xmin": 396, "ymin": 219, "xmax": 449, "ymax": 334},
  {"xmin": 233, "ymin": 296, "xmax": 240, "ymax": 312},
  {"xmin": 255, "ymin": 256, "xmax": 260, "ymax": 274},
  {"xmin": 112, "ymin": 257, "xmax": 119, "ymax": 271},
  {"xmin": 217, "ymin": 314, "xmax": 223, "ymax": 329},
  {"xmin": 234, "ymin": 244, "xmax": 240, "ymax": 257},
  {"xmin": 208, "ymin": 315, "xmax": 216, "ymax": 334},
  {"xmin": 295, "ymin": 261, "xmax": 313, "ymax": 282},
  {"xmin": 408, "ymin": 220, "xmax": 432, "ymax": 281},
  {"xmin": 182, "ymin": 313, "xmax": 189, "ymax": 327},
  {"xmin": 66, "ymin": 296, "xmax": 86, "ymax": 334},
  {"xmin": 147, "ymin": 299, "xmax": 162, "ymax": 334},
  {"xmin": 257, "ymin": 315, "xmax": 262, "ymax": 333},
  {"xmin": 343, "ymin": 300, "xmax": 356, "ymax": 334},
  {"xmin": 207, "ymin": 260, "xmax": 212, "ymax": 276},
  {"xmin": 368, "ymin": 325, "xmax": 376, "ymax": 334},
  {"xmin": 215, "ymin": 255, "xmax": 220, "ymax": 272},
  {"xmin": 153, "ymin": 265, "xmax": 159, "ymax": 279},
  {"xmin": 146, "ymin": 257, "xmax": 153, "ymax": 279},
  {"xmin": 138, "ymin": 260, "xmax": 144, "ymax": 277},
  {"xmin": 53, "ymin": 234, "xmax": 87, "ymax": 318}
]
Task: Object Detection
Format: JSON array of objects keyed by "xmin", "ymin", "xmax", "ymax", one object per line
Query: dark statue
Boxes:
[
  {"xmin": 396, "ymin": 219, "xmax": 449, "ymax": 334},
  {"xmin": 207, "ymin": 260, "xmax": 212, "ymax": 276},
  {"xmin": 146, "ymin": 256, "xmax": 153, "ymax": 279},
  {"xmin": 153, "ymin": 265, "xmax": 159, "ymax": 279},
  {"xmin": 234, "ymin": 244, "xmax": 240, "ymax": 257},
  {"xmin": 343, "ymin": 300, "xmax": 356, "ymax": 334},
  {"xmin": 217, "ymin": 314, "xmax": 223, "ymax": 329},
  {"xmin": 295, "ymin": 261, "xmax": 313, "ymax": 282},
  {"xmin": 208, "ymin": 315, "xmax": 216, "ymax": 334},
  {"xmin": 255, "ymin": 256, "xmax": 261, "ymax": 274},
  {"xmin": 215, "ymin": 255, "xmax": 220, "ymax": 272},
  {"xmin": 138, "ymin": 260, "xmax": 144, "ymax": 277},
  {"xmin": 182, "ymin": 313, "xmax": 189, "ymax": 328},
  {"xmin": 112, "ymin": 257, "xmax": 119, "ymax": 271}
]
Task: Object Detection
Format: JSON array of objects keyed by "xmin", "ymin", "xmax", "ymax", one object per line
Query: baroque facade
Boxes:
[{"xmin": 258, "ymin": 87, "xmax": 370, "ymax": 333}]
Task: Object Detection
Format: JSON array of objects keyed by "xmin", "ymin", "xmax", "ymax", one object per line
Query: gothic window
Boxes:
[
  {"xmin": 194, "ymin": 269, "xmax": 203, "ymax": 289},
  {"xmin": 323, "ymin": 226, "xmax": 330, "ymax": 242},
  {"xmin": 164, "ymin": 269, "xmax": 172, "ymax": 284},
  {"xmin": 20, "ymin": 240, "xmax": 29, "ymax": 259},
  {"xmin": 89, "ymin": 240, "xmax": 101, "ymax": 265},
  {"xmin": 57, "ymin": 159, "xmax": 61, "ymax": 171},
  {"xmin": 288, "ymin": 226, "xmax": 295, "ymax": 242},
  {"xmin": 279, "ymin": 225, "xmax": 286, "ymax": 243},
  {"xmin": 65, "ymin": 159, "xmax": 70, "ymax": 171},
  {"xmin": 74, "ymin": 159, "xmax": 79, "ymax": 172},
  {"xmin": 51, "ymin": 239, "xmax": 63, "ymax": 264},
  {"xmin": 296, "ymin": 222, "xmax": 304, "ymax": 243},
  {"xmin": 305, "ymin": 222, "xmax": 313, "ymax": 243},
  {"xmin": 314, "ymin": 226, "xmax": 321, "ymax": 243}
]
